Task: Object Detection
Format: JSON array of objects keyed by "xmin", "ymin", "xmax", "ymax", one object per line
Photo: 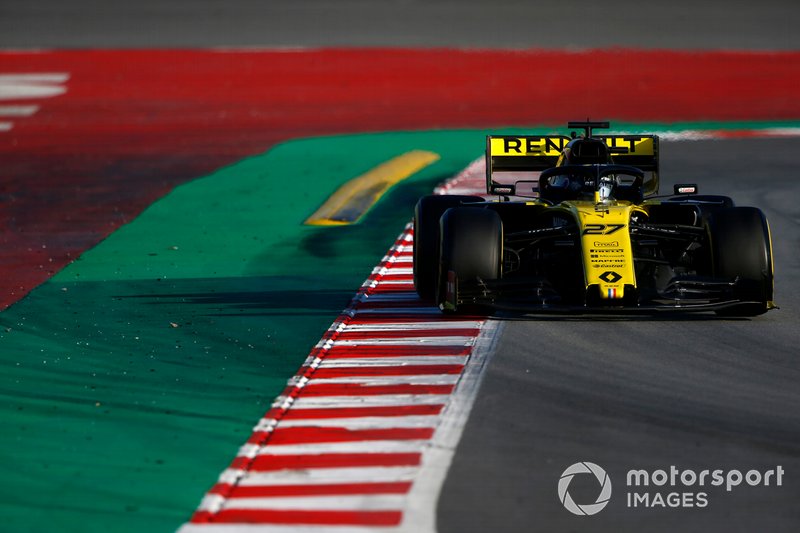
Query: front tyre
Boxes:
[
  {"xmin": 413, "ymin": 195, "xmax": 483, "ymax": 300},
  {"xmin": 707, "ymin": 207, "xmax": 774, "ymax": 316},
  {"xmin": 438, "ymin": 207, "xmax": 503, "ymax": 313}
]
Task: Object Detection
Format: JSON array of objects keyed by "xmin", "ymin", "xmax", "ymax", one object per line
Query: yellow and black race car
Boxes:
[{"xmin": 413, "ymin": 121, "xmax": 775, "ymax": 316}]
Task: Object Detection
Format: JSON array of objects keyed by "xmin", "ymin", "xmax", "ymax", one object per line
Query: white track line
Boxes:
[
  {"xmin": 352, "ymin": 308, "xmax": 444, "ymax": 315},
  {"xmin": 223, "ymin": 466, "xmax": 419, "ymax": 486},
  {"xmin": 370, "ymin": 267, "xmax": 412, "ymax": 275},
  {"xmin": 330, "ymin": 338, "xmax": 475, "ymax": 346},
  {"xmin": 313, "ymin": 357, "xmax": 467, "ymax": 367},
  {"xmin": 400, "ymin": 320, "xmax": 503, "ymax": 532},
  {"xmin": 257, "ymin": 416, "xmax": 440, "ymax": 429},
  {"xmin": 205, "ymin": 494, "xmax": 407, "ymax": 511},
  {"xmin": 182, "ymin": 525, "xmax": 402, "ymax": 533},
  {"xmin": 0, "ymin": 104, "xmax": 38, "ymax": 116},
  {"xmin": 302, "ymin": 375, "xmax": 459, "ymax": 385},
  {"xmin": 344, "ymin": 321, "xmax": 482, "ymax": 330},
  {"xmin": 281, "ymin": 395, "xmax": 451, "ymax": 409},
  {"xmin": 239, "ymin": 441, "xmax": 429, "ymax": 456}
]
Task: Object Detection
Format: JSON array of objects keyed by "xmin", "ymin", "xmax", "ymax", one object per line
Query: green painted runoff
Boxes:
[{"xmin": 0, "ymin": 129, "xmax": 493, "ymax": 533}]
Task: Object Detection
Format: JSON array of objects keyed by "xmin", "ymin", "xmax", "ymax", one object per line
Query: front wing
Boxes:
[{"xmin": 444, "ymin": 276, "xmax": 765, "ymax": 314}]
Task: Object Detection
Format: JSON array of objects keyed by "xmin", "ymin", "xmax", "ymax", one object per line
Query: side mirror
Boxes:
[
  {"xmin": 513, "ymin": 180, "xmax": 539, "ymax": 198},
  {"xmin": 490, "ymin": 180, "xmax": 515, "ymax": 196}
]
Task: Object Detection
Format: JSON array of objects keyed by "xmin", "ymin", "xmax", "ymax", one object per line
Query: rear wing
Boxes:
[{"xmin": 486, "ymin": 134, "xmax": 660, "ymax": 196}]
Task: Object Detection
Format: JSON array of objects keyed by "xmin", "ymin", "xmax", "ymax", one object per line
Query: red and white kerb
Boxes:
[{"xmin": 179, "ymin": 162, "xmax": 497, "ymax": 532}]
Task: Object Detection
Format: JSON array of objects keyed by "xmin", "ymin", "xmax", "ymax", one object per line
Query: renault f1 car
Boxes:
[{"xmin": 413, "ymin": 121, "xmax": 775, "ymax": 316}]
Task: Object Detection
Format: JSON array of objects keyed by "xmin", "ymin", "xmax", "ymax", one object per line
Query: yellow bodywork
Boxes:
[{"xmin": 561, "ymin": 201, "xmax": 640, "ymax": 300}]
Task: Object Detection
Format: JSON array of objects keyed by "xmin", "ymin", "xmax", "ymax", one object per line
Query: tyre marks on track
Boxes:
[{"xmin": 180, "ymin": 163, "xmax": 496, "ymax": 530}]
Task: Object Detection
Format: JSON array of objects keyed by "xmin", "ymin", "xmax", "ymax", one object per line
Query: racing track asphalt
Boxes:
[
  {"xmin": 437, "ymin": 138, "xmax": 800, "ymax": 532},
  {"xmin": 4, "ymin": 2, "xmax": 800, "ymax": 532},
  {"xmin": 1, "ymin": 0, "xmax": 799, "ymax": 49}
]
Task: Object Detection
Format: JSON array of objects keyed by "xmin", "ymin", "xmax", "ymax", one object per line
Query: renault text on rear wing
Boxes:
[{"xmin": 486, "ymin": 134, "xmax": 660, "ymax": 195}]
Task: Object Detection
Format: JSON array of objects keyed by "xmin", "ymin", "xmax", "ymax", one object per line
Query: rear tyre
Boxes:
[
  {"xmin": 413, "ymin": 195, "xmax": 483, "ymax": 300},
  {"xmin": 707, "ymin": 207, "xmax": 774, "ymax": 316},
  {"xmin": 437, "ymin": 207, "xmax": 503, "ymax": 313}
]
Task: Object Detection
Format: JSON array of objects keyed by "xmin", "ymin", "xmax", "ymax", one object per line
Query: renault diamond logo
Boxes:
[{"xmin": 599, "ymin": 271, "xmax": 622, "ymax": 283}]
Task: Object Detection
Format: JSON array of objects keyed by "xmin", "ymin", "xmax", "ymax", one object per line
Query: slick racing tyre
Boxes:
[
  {"xmin": 437, "ymin": 207, "xmax": 502, "ymax": 313},
  {"xmin": 413, "ymin": 195, "xmax": 483, "ymax": 300},
  {"xmin": 707, "ymin": 207, "xmax": 774, "ymax": 316}
]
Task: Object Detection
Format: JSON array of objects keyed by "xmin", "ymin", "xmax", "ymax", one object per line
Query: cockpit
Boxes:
[{"xmin": 539, "ymin": 165, "xmax": 645, "ymax": 204}]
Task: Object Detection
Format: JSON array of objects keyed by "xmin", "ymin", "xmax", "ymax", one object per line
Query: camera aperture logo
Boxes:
[{"xmin": 558, "ymin": 462, "xmax": 612, "ymax": 516}]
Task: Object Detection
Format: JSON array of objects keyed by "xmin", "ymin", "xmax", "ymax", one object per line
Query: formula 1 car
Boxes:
[{"xmin": 413, "ymin": 121, "xmax": 775, "ymax": 316}]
